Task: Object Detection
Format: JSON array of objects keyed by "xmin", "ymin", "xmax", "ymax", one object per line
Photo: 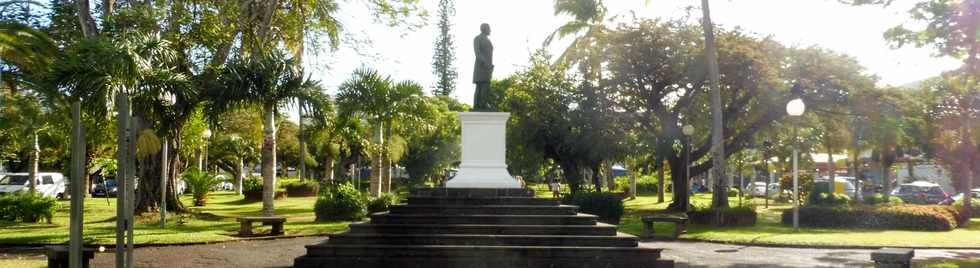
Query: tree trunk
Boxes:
[
  {"xmin": 75, "ymin": 0, "xmax": 98, "ymax": 36},
  {"xmin": 28, "ymin": 132, "xmax": 38, "ymax": 194},
  {"xmin": 657, "ymin": 159, "xmax": 665, "ymax": 203},
  {"xmin": 68, "ymin": 101, "xmax": 86, "ymax": 268},
  {"xmin": 382, "ymin": 155, "xmax": 392, "ymax": 193},
  {"xmin": 666, "ymin": 157, "xmax": 689, "ymax": 212},
  {"xmin": 560, "ymin": 161, "xmax": 582, "ymax": 193},
  {"xmin": 882, "ymin": 163, "xmax": 892, "ymax": 201},
  {"xmin": 827, "ymin": 144, "xmax": 835, "ymax": 181},
  {"xmin": 591, "ymin": 163, "xmax": 602, "ymax": 193},
  {"xmin": 298, "ymin": 100, "xmax": 306, "ymax": 181},
  {"xmin": 261, "ymin": 103, "xmax": 278, "ymax": 216},
  {"xmin": 605, "ymin": 162, "xmax": 616, "ymax": 191},
  {"xmin": 702, "ymin": 0, "xmax": 728, "ymax": 209},
  {"xmin": 907, "ymin": 159, "xmax": 916, "ymax": 181},
  {"xmin": 322, "ymin": 155, "xmax": 335, "ymax": 184},
  {"xmin": 369, "ymin": 122, "xmax": 383, "ymax": 198},
  {"xmin": 237, "ymin": 158, "xmax": 245, "ymax": 195}
]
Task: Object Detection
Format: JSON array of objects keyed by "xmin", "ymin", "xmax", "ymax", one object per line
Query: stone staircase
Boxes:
[{"xmin": 293, "ymin": 188, "xmax": 673, "ymax": 268}]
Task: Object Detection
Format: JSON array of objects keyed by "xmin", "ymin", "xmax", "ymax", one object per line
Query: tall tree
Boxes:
[
  {"xmin": 206, "ymin": 50, "xmax": 328, "ymax": 216},
  {"xmin": 431, "ymin": 0, "xmax": 456, "ymax": 96},
  {"xmin": 700, "ymin": 0, "xmax": 729, "ymax": 208}
]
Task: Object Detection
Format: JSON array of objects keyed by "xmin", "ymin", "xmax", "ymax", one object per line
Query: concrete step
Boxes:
[
  {"xmin": 411, "ymin": 187, "xmax": 536, "ymax": 198},
  {"xmin": 405, "ymin": 196, "xmax": 560, "ymax": 206},
  {"xmin": 295, "ymin": 244, "xmax": 670, "ymax": 268},
  {"xmin": 388, "ymin": 204, "xmax": 578, "ymax": 215},
  {"xmin": 369, "ymin": 212, "xmax": 598, "ymax": 225},
  {"xmin": 327, "ymin": 233, "xmax": 638, "ymax": 247},
  {"xmin": 348, "ymin": 222, "xmax": 618, "ymax": 236}
]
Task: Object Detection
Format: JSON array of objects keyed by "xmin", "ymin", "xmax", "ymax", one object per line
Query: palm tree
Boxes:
[
  {"xmin": 544, "ymin": 0, "xmax": 607, "ymax": 65},
  {"xmin": 336, "ymin": 68, "xmax": 425, "ymax": 197},
  {"xmin": 207, "ymin": 50, "xmax": 327, "ymax": 216}
]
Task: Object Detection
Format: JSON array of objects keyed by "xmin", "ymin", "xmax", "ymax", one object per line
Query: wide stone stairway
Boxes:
[{"xmin": 294, "ymin": 188, "xmax": 673, "ymax": 268}]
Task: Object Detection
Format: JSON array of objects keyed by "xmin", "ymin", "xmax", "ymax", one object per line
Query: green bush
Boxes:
[
  {"xmin": 282, "ymin": 180, "xmax": 319, "ymax": 196},
  {"xmin": 727, "ymin": 187, "xmax": 739, "ymax": 197},
  {"xmin": 953, "ymin": 198, "xmax": 980, "ymax": 218},
  {"xmin": 315, "ymin": 183, "xmax": 367, "ymax": 221},
  {"xmin": 563, "ymin": 192, "xmax": 625, "ymax": 224},
  {"xmin": 242, "ymin": 177, "xmax": 287, "ymax": 202},
  {"xmin": 183, "ymin": 168, "xmax": 221, "ymax": 206},
  {"xmin": 807, "ymin": 193, "xmax": 852, "ymax": 207},
  {"xmin": 782, "ymin": 205, "xmax": 965, "ymax": 231},
  {"xmin": 367, "ymin": 193, "xmax": 401, "ymax": 214},
  {"xmin": 614, "ymin": 176, "xmax": 659, "ymax": 195},
  {"xmin": 0, "ymin": 193, "xmax": 57, "ymax": 223},
  {"xmin": 688, "ymin": 206, "xmax": 757, "ymax": 226},
  {"xmin": 863, "ymin": 193, "xmax": 905, "ymax": 205}
]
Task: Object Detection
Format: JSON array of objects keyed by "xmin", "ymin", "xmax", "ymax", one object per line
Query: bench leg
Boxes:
[
  {"xmin": 641, "ymin": 222, "xmax": 654, "ymax": 239},
  {"xmin": 240, "ymin": 222, "xmax": 253, "ymax": 236},
  {"xmin": 271, "ymin": 223, "xmax": 283, "ymax": 235},
  {"xmin": 673, "ymin": 223, "xmax": 684, "ymax": 239}
]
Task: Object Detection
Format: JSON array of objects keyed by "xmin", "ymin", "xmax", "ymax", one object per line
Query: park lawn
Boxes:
[
  {"xmin": 618, "ymin": 193, "xmax": 980, "ymax": 248},
  {"xmin": 0, "ymin": 192, "xmax": 349, "ymax": 245}
]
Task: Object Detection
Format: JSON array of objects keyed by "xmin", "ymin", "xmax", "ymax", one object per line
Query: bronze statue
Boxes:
[{"xmin": 473, "ymin": 23, "xmax": 493, "ymax": 111}]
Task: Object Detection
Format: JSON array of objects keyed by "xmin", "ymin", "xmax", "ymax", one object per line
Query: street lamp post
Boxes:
[
  {"xmin": 202, "ymin": 129, "xmax": 212, "ymax": 171},
  {"xmin": 160, "ymin": 92, "xmax": 175, "ymax": 227},
  {"xmin": 787, "ymin": 98, "xmax": 806, "ymax": 232},
  {"xmin": 682, "ymin": 125, "xmax": 694, "ymax": 210}
]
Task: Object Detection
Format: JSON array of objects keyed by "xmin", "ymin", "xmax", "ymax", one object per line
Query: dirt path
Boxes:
[{"xmin": 2, "ymin": 237, "xmax": 975, "ymax": 267}]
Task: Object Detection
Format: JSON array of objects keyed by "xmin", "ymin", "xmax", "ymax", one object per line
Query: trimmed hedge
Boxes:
[
  {"xmin": 782, "ymin": 205, "xmax": 967, "ymax": 231},
  {"xmin": 0, "ymin": 193, "xmax": 57, "ymax": 223},
  {"xmin": 315, "ymin": 183, "xmax": 367, "ymax": 221},
  {"xmin": 242, "ymin": 178, "xmax": 287, "ymax": 202},
  {"xmin": 863, "ymin": 193, "xmax": 904, "ymax": 205},
  {"xmin": 807, "ymin": 193, "xmax": 852, "ymax": 207},
  {"xmin": 367, "ymin": 193, "xmax": 401, "ymax": 214},
  {"xmin": 688, "ymin": 206, "xmax": 757, "ymax": 226},
  {"xmin": 563, "ymin": 192, "xmax": 625, "ymax": 224},
  {"xmin": 282, "ymin": 180, "xmax": 319, "ymax": 197}
]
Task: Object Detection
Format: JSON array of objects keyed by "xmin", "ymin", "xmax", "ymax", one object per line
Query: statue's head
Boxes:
[{"xmin": 480, "ymin": 23, "xmax": 491, "ymax": 35}]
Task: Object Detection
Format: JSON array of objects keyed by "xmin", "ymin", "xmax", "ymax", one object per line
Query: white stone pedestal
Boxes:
[{"xmin": 446, "ymin": 112, "xmax": 520, "ymax": 188}]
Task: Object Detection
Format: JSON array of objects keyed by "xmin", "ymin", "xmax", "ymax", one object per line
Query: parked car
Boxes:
[
  {"xmin": 815, "ymin": 177, "xmax": 857, "ymax": 195},
  {"xmin": 92, "ymin": 178, "xmax": 119, "ymax": 197},
  {"xmin": 0, "ymin": 172, "xmax": 67, "ymax": 199},
  {"xmin": 744, "ymin": 181, "xmax": 779, "ymax": 197},
  {"xmin": 891, "ymin": 181, "xmax": 949, "ymax": 204}
]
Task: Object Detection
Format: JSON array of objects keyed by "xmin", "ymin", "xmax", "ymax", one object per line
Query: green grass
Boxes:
[
  {"xmin": 917, "ymin": 259, "xmax": 980, "ymax": 268},
  {"xmin": 616, "ymin": 192, "xmax": 980, "ymax": 248},
  {"xmin": 0, "ymin": 258, "xmax": 44, "ymax": 268},
  {"xmin": 0, "ymin": 192, "xmax": 350, "ymax": 245}
]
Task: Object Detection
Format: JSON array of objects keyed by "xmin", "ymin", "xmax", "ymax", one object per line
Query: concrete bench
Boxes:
[
  {"xmin": 641, "ymin": 214, "xmax": 688, "ymax": 240},
  {"xmin": 871, "ymin": 248, "xmax": 914, "ymax": 268},
  {"xmin": 237, "ymin": 216, "xmax": 287, "ymax": 236},
  {"xmin": 45, "ymin": 245, "xmax": 95, "ymax": 268}
]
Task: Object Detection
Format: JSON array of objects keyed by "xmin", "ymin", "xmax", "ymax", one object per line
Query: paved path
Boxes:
[{"xmin": 5, "ymin": 236, "xmax": 967, "ymax": 267}]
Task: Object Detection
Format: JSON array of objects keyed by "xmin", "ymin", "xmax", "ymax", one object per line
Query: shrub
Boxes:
[
  {"xmin": 688, "ymin": 206, "xmax": 757, "ymax": 226},
  {"xmin": 315, "ymin": 183, "xmax": 367, "ymax": 221},
  {"xmin": 954, "ymin": 198, "xmax": 980, "ymax": 218},
  {"xmin": 282, "ymin": 180, "xmax": 319, "ymax": 197},
  {"xmin": 807, "ymin": 193, "xmax": 852, "ymax": 207},
  {"xmin": 0, "ymin": 193, "xmax": 57, "ymax": 223},
  {"xmin": 727, "ymin": 187, "xmax": 739, "ymax": 197},
  {"xmin": 782, "ymin": 205, "xmax": 965, "ymax": 231},
  {"xmin": 242, "ymin": 177, "xmax": 287, "ymax": 202},
  {"xmin": 367, "ymin": 193, "xmax": 401, "ymax": 214},
  {"xmin": 864, "ymin": 193, "xmax": 904, "ymax": 205},
  {"xmin": 563, "ymin": 192, "xmax": 625, "ymax": 224},
  {"xmin": 182, "ymin": 168, "xmax": 221, "ymax": 206}
]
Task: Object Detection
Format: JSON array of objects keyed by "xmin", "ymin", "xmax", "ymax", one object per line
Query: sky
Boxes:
[{"xmin": 294, "ymin": 0, "xmax": 964, "ymax": 121}]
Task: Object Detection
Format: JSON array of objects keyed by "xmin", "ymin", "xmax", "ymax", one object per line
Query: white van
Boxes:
[{"xmin": 0, "ymin": 173, "xmax": 67, "ymax": 199}]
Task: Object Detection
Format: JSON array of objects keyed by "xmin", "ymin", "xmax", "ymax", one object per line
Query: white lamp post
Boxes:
[
  {"xmin": 682, "ymin": 125, "xmax": 694, "ymax": 205},
  {"xmin": 786, "ymin": 98, "xmax": 805, "ymax": 231},
  {"xmin": 160, "ymin": 92, "xmax": 175, "ymax": 227},
  {"xmin": 201, "ymin": 129, "xmax": 212, "ymax": 170}
]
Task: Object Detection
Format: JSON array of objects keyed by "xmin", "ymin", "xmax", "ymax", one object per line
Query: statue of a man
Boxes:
[{"xmin": 473, "ymin": 23, "xmax": 494, "ymax": 111}]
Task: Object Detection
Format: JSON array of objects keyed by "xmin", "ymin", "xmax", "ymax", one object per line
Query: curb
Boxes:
[
  {"xmin": 0, "ymin": 233, "xmax": 335, "ymax": 253},
  {"xmin": 648, "ymin": 237, "xmax": 980, "ymax": 250}
]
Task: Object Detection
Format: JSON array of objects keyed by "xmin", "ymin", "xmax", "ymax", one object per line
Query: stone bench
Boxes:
[
  {"xmin": 45, "ymin": 245, "xmax": 95, "ymax": 268},
  {"xmin": 641, "ymin": 214, "xmax": 688, "ymax": 240},
  {"xmin": 237, "ymin": 216, "xmax": 287, "ymax": 236},
  {"xmin": 871, "ymin": 248, "xmax": 914, "ymax": 268}
]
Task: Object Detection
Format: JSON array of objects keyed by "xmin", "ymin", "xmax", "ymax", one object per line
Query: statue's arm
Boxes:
[{"xmin": 475, "ymin": 38, "xmax": 492, "ymax": 68}]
